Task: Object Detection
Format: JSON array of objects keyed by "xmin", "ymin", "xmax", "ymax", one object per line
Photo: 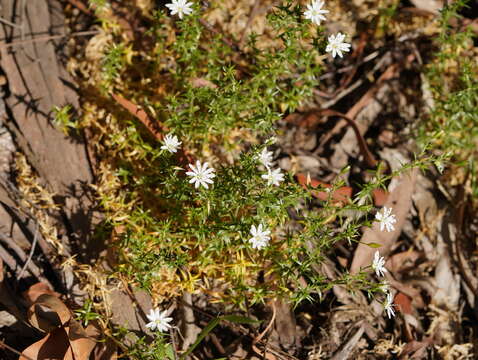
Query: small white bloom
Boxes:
[
  {"xmin": 248, "ymin": 224, "xmax": 271, "ymax": 249},
  {"xmin": 326, "ymin": 32, "xmax": 351, "ymax": 58},
  {"xmin": 303, "ymin": 0, "xmax": 329, "ymax": 25},
  {"xmin": 375, "ymin": 206, "xmax": 397, "ymax": 232},
  {"xmin": 372, "ymin": 251, "xmax": 387, "ymax": 277},
  {"xmin": 165, "ymin": 0, "xmax": 193, "ymax": 19},
  {"xmin": 186, "ymin": 160, "xmax": 216, "ymax": 189},
  {"xmin": 146, "ymin": 308, "xmax": 173, "ymax": 332},
  {"xmin": 261, "ymin": 168, "xmax": 285, "ymax": 186},
  {"xmin": 161, "ymin": 134, "xmax": 182, "ymax": 153},
  {"xmin": 258, "ymin": 147, "xmax": 274, "ymax": 169},
  {"xmin": 383, "ymin": 292, "xmax": 396, "ymax": 318}
]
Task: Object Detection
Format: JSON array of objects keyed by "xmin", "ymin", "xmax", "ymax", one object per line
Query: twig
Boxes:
[
  {"xmin": 314, "ymin": 60, "xmax": 401, "ymax": 154},
  {"xmin": 0, "ymin": 231, "xmax": 50, "ymax": 286},
  {"xmin": 170, "ymin": 327, "xmax": 179, "ymax": 360},
  {"xmin": 454, "ymin": 171, "xmax": 478, "ymax": 296},
  {"xmin": 0, "ymin": 339, "xmax": 35, "ymax": 360},
  {"xmin": 316, "ymin": 109, "xmax": 378, "ymax": 168},
  {"xmin": 198, "ymin": 18, "xmax": 239, "ymax": 52},
  {"xmin": 318, "ymin": 50, "xmax": 381, "ymax": 81},
  {"xmin": 0, "ymin": 244, "xmax": 19, "ymax": 272},
  {"xmin": 180, "ymin": 298, "xmax": 297, "ymax": 359},
  {"xmin": 0, "ymin": 232, "xmax": 28, "ymax": 263},
  {"xmin": 0, "ymin": 17, "xmax": 21, "ymax": 29},
  {"xmin": 209, "ymin": 333, "xmax": 226, "ymax": 355},
  {"xmin": 253, "ymin": 301, "xmax": 276, "ymax": 344},
  {"xmin": 330, "ymin": 325, "xmax": 365, "ymax": 360},
  {"xmin": 294, "ymin": 108, "xmax": 378, "ymax": 168},
  {"xmin": 319, "ymin": 77, "xmax": 363, "ymax": 109},
  {"xmin": 17, "ymin": 223, "xmax": 38, "ymax": 280},
  {"xmin": 0, "ymin": 30, "xmax": 100, "ymax": 50},
  {"xmin": 239, "ymin": 0, "xmax": 262, "ymax": 46}
]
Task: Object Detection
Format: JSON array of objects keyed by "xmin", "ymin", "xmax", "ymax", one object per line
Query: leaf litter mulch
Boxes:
[{"xmin": 0, "ymin": 0, "xmax": 478, "ymax": 359}]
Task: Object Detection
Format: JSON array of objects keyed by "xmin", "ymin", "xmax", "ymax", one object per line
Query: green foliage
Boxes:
[
  {"xmin": 418, "ymin": 0, "xmax": 478, "ymax": 195},
  {"xmin": 123, "ymin": 334, "xmax": 176, "ymax": 360},
  {"xmin": 181, "ymin": 315, "xmax": 260, "ymax": 359},
  {"xmin": 75, "ymin": 0, "xmax": 471, "ymax": 357},
  {"xmin": 92, "ymin": 1, "xmax": 374, "ymax": 307},
  {"xmin": 74, "ymin": 299, "xmax": 101, "ymax": 326},
  {"xmin": 52, "ymin": 104, "xmax": 77, "ymax": 135},
  {"xmin": 88, "ymin": 0, "xmax": 108, "ymax": 11},
  {"xmin": 101, "ymin": 43, "xmax": 128, "ymax": 90}
]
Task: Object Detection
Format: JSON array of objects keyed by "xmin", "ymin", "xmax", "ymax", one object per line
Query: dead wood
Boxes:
[{"xmin": 0, "ymin": 0, "xmax": 100, "ymax": 265}]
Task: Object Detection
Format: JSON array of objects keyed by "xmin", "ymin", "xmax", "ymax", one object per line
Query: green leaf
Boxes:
[
  {"xmin": 165, "ymin": 344, "xmax": 176, "ymax": 360},
  {"xmin": 180, "ymin": 315, "xmax": 260, "ymax": 359},
  {"xmin": 362, "ymin": 242, "xmax": 382, "ymax": 248},
  {"xmin": 221, "ymin": 315, "xmax": 261, "ymax": 324},
  {"xmin": 181, "ymin": 317, "xmax": 221, "ymax": 359}
]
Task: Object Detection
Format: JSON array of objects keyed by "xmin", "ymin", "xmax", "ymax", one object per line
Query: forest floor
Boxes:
[{"xmin": 1, "ymin": 0, "xmax": 478, "ymax": 359}]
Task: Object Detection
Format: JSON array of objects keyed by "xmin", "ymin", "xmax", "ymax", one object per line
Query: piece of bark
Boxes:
[
  {"xmin": 179, "ymin": 292, "xmax": 201, "ymax": 351},
  {"xmin": 0, "ymin": 0, "xmax": 99, "ymax": 261},
  {"xmin": 271, "ymin": 299, "xmax": 296, "ymax": 352},
  {"xmin": 330, "ymin": 326, "xmax": 364, "ymax": 360},
  {"xmin": 108, "ymin": 286, "xmax": 153, "ymax": 340}
]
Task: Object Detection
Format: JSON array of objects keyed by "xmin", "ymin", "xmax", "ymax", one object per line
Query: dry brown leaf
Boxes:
[
  {"xmin": 409, "ymin": 0, "xmax": 443, "ymax": 14},
  {"xmin": 67, "ymin": 320, "xmax": 98, "ymax": 360},
  {"xmin": 295, "ymin": 173, "xmax": 388, "ymax": 206},
  {"xmin": 295, "ymin": 173, "xmax": 352, "ymax": 203},
  {"xmin": 387, "ymin": 250, "xmax": 421, "ymax": 274},
  {"xmin": 20, "ymin": 294, "xmax": 99, "ymax": 360},
  {"xmin": 350, "ymin": 169, "xmax": 417, "ymax": 274},
  {"xmin": 23, "ymin": 282, "xmax": 61, "ymax": 304},
  {"xmin": 19, "ymin": 327, "xmax": 70, "ymax": 360},
  {"xmin": 394, "ymin": 292, "xmax": 413, "ymax": 315},
  {"xmin": 19, "ymin": 321, "xmax": 97, "ymax": 360},
  {"xmin": 111, "ymin": 92, "xmax": 167, "ymax": 141},
  {"xmin": 28, "ymin": 294, "xmax": 72, "ymax": 332}
]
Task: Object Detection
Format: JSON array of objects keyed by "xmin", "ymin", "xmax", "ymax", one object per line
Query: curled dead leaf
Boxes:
[
  {"xmin": 23, "ymin": 282, "xmax": 61, "ymax": 305},
  {"xmin": 28, "ymin": 294, "xmax": 72, "ymax": 332},
  {"xmin": 20, "ymin": 286, "xmax": 99, "ymax": 360}
]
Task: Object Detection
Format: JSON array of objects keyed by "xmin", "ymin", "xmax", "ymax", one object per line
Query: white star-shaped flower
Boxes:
[
  {"xmin": 145, "ymin": 308, "xmax": 173, "ymax": 332},
  {"xmin": 372, "ymin": 251, "xmax": 387, "ymax": 277},
  {"xmin": 258, "ymin": 147, "xmax": 274, "ymax": 169},
  {"xmin": 326, "ymin": 32, "xmax": 351, "ymax": 58},
  {"xmin": 303, "ymin": 0, "xmax": 329, "ymax": 25},
  {"xmin": 375, "ymin": 206, "xmax": 397, "ymax": 232},
  {"xmin": 160, "ymin": 134, "xmax": 182, "ymax": 153},
  {"xmin": 383, "ymin": 292, "xmax": 396, "ymax": 318},
  {"xmin": 186, "ymin": 160, "xmax": 216, "ymax": 189},
  {"xmin": 165, "ymin": 0, "xmax": 193, "ymax": 19},
  {"xmin": 261, "ymin": 168, "xmax": 285, "ymax": 186},
  {"xmin": 248, "ymin": 224, "xmax": 271, "ymax": 249}
]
